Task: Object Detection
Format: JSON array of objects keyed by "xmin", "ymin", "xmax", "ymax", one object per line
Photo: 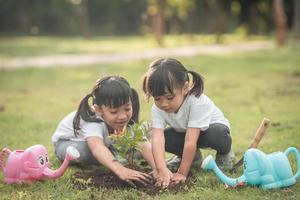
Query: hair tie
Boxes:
[{"xmin": 87, "ymin": 93, "xmax": 96, "ymax": 103}]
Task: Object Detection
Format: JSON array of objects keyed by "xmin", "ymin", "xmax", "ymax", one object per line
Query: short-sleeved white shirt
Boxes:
[
  {"xmin": 51, "ymin": 111, "xmax": 113, "ymax": 146},
  {"xmin": 151, "ymin": 94, "xmax": 230, "ymax": 132}
]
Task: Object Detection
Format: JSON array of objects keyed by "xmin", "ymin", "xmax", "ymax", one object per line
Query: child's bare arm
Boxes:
[
  {"xmin": 152, "ymin": 128, "xmax": 173, "ymax": 187},
  {"xmin": 87, "ymin": 136, "xmax": 122, "ymax": 171},
  {"xmin": 151, "ymin": 128, "xmax": 167, "ymax": 171},
  {"xmin": 177, "ymin": 128, "xmax": 201, "ymax": 176}
]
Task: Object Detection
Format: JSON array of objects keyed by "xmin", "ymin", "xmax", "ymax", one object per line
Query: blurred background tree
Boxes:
[
  {"xmin": 0, "ymin": 0, "xmax": 298, "ymax": 45},
  {"xmin": 293, "ymin": 0, "xmax": 300, "ymax": 39}
]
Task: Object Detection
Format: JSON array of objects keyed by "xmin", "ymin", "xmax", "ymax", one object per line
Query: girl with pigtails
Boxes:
[
  {"xmin": 143, "ymin": 58, "xmax": 234, "ymax": 188},
  {"xmin": 52, "ymin": 75, "xmax": 155, "ymax": 186}
]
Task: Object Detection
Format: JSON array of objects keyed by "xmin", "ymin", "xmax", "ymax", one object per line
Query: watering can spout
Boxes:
[
  {"xmin": 201, "ymin": 155, "xmax": 246, "ymax": 187},
  {"xmin": 43, "ymin": 146, "xmax": 79, "ymax": 179}
]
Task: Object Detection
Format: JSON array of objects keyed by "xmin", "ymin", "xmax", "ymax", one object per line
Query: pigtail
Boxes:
[
  {"xmin": 188, "ymin": 70, "xmax": 204, "ymax": 97},
  {"xmin": 142, "ymin": 75, "xmax": 148, "ymax": 96},
  {"xmin": 73, "ymin": 93, "xmax": 101, "ymax": 136},
  {"xmin": 130, "ymin": 88, "xmax": 140, "ymax": 124}
]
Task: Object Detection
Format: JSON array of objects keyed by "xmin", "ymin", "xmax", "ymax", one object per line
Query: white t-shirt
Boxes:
[
  {"xmin": 52, "ymin": 111, "xmax": 113, "ymax": 146},
  {"xmin": 151, "ymin": 94, "xmax": 230, "ymax": 132}
]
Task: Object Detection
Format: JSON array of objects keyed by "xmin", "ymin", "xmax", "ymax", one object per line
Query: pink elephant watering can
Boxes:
[{"xmin": 0, "ymin": 145, "xmax": 80, "ymax": 184}]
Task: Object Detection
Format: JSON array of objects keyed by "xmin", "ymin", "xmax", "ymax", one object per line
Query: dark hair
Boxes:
[
  {"xmin": 73, "ymin": 76, "xmax": 139, "ymax": 136},
  {"xmin": 143, "ymin": 58, "xmax": 204, "ymax": 99}
]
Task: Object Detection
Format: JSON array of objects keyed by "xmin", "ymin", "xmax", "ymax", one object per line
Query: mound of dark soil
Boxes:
[{"xmin": 72, "ymin": 167, "xmax": 195, "ymax": 195}]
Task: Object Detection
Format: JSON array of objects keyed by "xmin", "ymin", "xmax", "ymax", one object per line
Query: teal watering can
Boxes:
[{"xmin": 201, "ymin": 147, "xmax": 300, "ymax": 189}]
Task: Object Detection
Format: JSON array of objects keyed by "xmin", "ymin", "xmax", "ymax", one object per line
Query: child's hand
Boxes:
[
  {"xmin": 155, "ymin": 167, "xmax": 173, "ymax": 188},
  {"xmin": 171, "ymin": 172, "xmax": 186, "ymax": 184},
  {"xmin": 149, "ymin": 169, "xmax": 158, "ymax": 180},
  {"xmin": 117, "ymin": 166, "xmax": 153, "ymax": 188}
]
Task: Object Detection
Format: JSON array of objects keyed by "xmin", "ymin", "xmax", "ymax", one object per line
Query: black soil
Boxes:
[{"xmin": 72, "ymin": 166, "xmax": 196, "ymax": 195}]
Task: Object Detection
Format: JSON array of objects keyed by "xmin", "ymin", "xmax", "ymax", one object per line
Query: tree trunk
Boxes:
[
  {"xmin": 79, "ymin": 0, "xmax": 92, "ymax": 39},
  {"xmin": 239, "ymin": 0, "xmax": 258, "ymax": 36},
  {"xmin": 151, "ymin": 0, "xmax": 166, "ymax": 47},
  {"xmin": 293, "ymin": 0, "xmax": 300, "ymax": 39},
  {"xmin": 273, "ymin": 0, "xmax": 287, "ymax": 45},
  {"xmin": 207, "ymin": 0, "xmax": 230, "ymax": 43}
]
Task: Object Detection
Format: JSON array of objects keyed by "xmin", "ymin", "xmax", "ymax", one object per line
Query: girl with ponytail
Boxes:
[
  {"xmin": 52, "ymin": 76, "xmax": 155, "ymax": 186},
  {"xmin": 143, "ymin": 58, "xmax": 233, "ymax": 188}
]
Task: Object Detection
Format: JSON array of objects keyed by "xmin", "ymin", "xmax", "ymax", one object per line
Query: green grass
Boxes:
[
  {"xmin": 0, "ymin": 42, "xmax": 300, "ymax": 199},
  {"xmin": 0, "ymin": 34, "xmax": 269, "ymax": 58}
]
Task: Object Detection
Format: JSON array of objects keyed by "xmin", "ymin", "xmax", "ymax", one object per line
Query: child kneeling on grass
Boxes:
[
  {"xmin": 142, "ymin": 58, "xmax": 234, "ymax": 188},
  {"xmin": 52, "ymin": 75, "xmax": 156, "ymax": 186}
]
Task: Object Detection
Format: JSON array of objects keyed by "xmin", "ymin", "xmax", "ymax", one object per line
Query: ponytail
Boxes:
[
  {"xmin": 130, "ymin": 88, "xmax": 140, "ymax": 124},
  {"xmin": 73, "ymin": 93, "xmax": 102, "ymax": 136},
  {"xmin": 187, "ymin": 70, "xmax": 204, "ymax": 97}
]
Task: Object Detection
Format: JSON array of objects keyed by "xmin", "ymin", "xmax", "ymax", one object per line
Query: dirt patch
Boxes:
[
  {"xmin": 0, "ymin": 41, "xmax": 275, "ymax": 68},
  {"xmin": 292, "ymin": 70, "xmax": 300, "ymax": 78},
  {"xmin": 72, "ymin": 167, "xmax": 196, "ymax": 196}
]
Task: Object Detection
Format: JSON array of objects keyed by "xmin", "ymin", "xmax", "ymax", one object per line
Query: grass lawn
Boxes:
[
  {"xmin": 0, "ymin": 39, "xmax": 299, "ymax": 199},
  {"xmin": 0, "ymin": 34, "xmax": 269, "ymax": 58}
]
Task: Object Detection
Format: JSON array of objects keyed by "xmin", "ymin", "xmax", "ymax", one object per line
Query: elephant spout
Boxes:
[
  {"xmin": 43, "ymin": 146, "xmax": 80, "ymax": 179},
  {"xmin": 202, "ymin": 155, "xmax": 246, "ymax": 187}
]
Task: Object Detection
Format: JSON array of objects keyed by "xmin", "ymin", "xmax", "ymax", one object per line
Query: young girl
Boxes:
[
  {"xmin": 52, "ymin": 75, "xmax": 155, "ymax": 186},
  {"xmin": 142, "ymin": 58, "xmax": 234, "ymax": 188}
]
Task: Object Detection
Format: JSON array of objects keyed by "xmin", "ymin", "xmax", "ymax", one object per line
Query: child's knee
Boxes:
[
  {"xmin": 54, "ymin": 144, "xmax": 67, "ymax": 162},
  {"xmin": 218, "ymin": 135, "xmax": 232, "ymax": 154},
  {"xmin": 203, "ymin": 124, "xmax": 232, "ymax": 154}
]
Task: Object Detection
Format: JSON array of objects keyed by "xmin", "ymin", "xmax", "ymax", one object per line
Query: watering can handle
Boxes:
[{"xmin": 284, "ymin": 147, "xmax": 300, "ymax": 180}]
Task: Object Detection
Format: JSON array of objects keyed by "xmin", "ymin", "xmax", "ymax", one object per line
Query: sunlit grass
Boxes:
[
  {"xmin": 0, "ymin": 45, "xmax": 299, "ymax": 199},
  {"xmin": 0, "ymin": 34, "xmax": 271, "ymax": 58}
]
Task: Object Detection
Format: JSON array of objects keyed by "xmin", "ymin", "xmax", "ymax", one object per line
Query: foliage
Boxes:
[
  {"xmin": 0, "ymin": 0, "xmax": 297, "ymax": 36},
  {"xmin": 109, "ymin": 121, "xmax": 150, "ymax": 165}
]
